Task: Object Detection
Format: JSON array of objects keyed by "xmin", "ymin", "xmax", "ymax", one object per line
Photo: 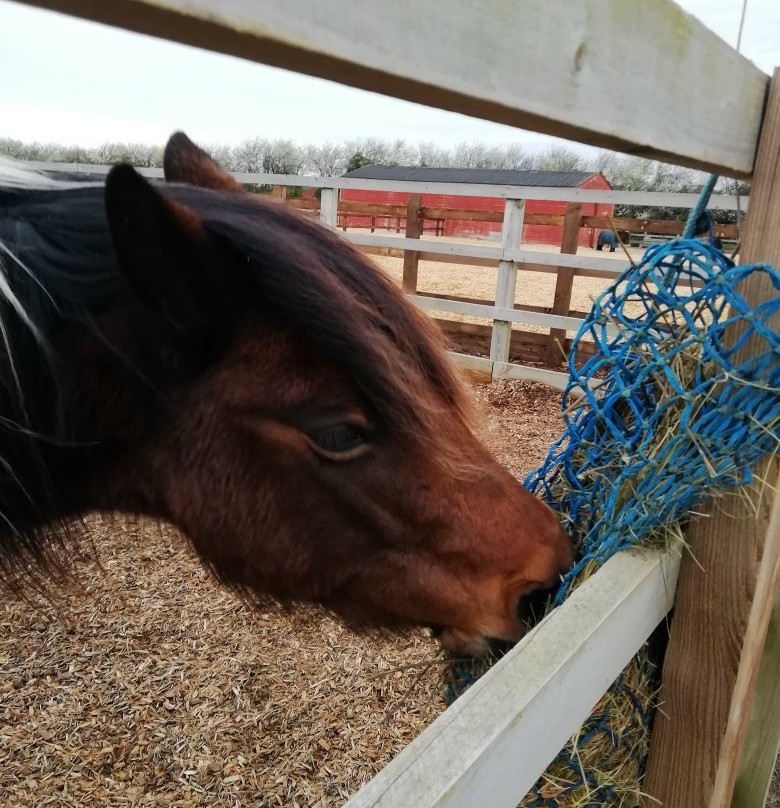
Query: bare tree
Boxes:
[
  {"xmin": 534, "ymin": 145, "xmax": 584, "ymax": 171},
  {"xmin": 305, "ymin": 142, "xmax": 346, "ymax": 176}
]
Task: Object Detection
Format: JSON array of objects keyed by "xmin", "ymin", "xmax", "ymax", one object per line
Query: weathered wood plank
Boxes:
[
  {"xmin": 412, "ymin": 293, "xmax": 589, "ymax": 333},
  {"xmin": 19, "ymin": 1, "xmax": 767, "ymax": 175},
  {"xmin": 732, "ymin": 584, "xmax": 780, "ymax": 808},
  {"xmin": 319, "ymin": 187, "xmax": 339, "ymax": 228},
  {"xmin": 490, "ymin": 199, "xmax": 525, "ymax": 362},
  {"xmin": 345, "ymin": 548, "xmax": 681, "ymax": 808},
  {"xmin": 643, "ymin": 69, "xmax": 780, "ymax": 808},
  {"xmin": 346, "ymin": 233, "xmax": 627, "ymax": 273},
  {"xmin": 547, "ymin": 202, "xmax": 581, "ymax": 365},
  {"xmin": 492, "ymin": 360, "xmax": 573, "ymax": 390},
  {"xmin": 402, "ymin": 196, "xmax": 422, "ymax": 293},
  {"xmin": 448, "ymin": 352, "xmax": 493, "ymax": 384}
]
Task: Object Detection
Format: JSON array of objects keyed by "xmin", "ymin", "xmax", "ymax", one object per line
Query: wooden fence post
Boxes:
[
  {"xmin": 642, "ymin": 68, "xmax": 780, "ymax": 808},
  {"xmin": 319, "ymin": 186, "xmax": 338, "ymax": 228},
  {"xmin": 271, "ymin": 185, "xmax": 287, "ymax": 201},
  {"xmin": 546, "ymin": 202, "xmax": 582, "ymax": 366},
  {"xmin": 402, "ymin": 195, "xmax": 423, "ymax": 293},
  {"xmin": 489, "ymin": 198, "xmax": 525, "ymax": 364}
]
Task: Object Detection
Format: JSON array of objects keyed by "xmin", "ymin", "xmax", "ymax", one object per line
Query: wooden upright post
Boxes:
[
  {"xmin": 402, "ymin": 195, "xmax": 423, "ymax": 293},
  {"xmin": 546, "ymin": 202, "xmax": 581, "ymax": 366},
  {"xmin": 643, "ymin": 68, "xmax": 780, "ymax": 808},
  {"xmin": 489, "ymin": 198, "xmax": 525, "ymax": 364},
  {"xmin": 319, "ymin": 186, "xmax": 339, "ymax": 229}
]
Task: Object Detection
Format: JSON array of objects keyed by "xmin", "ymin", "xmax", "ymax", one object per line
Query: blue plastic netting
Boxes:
[
  {"xmin": 448, "ymin": 236, "xmax": 780, "ymax": 807},
  {"xmin": 525, "ymin": 240, "xmax": 780, "ymax": 604}
]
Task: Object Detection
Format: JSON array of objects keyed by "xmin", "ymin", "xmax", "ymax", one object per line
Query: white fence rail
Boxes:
[
  {"xmin": 27, "ymin": 160, "xmax": 745, "ymax": 387},
  {"xmin": 20, "ymin": 1, "xmax": 768, "ymax": 176},
  {"xmin": 345, "ymin": 547, "xmax": 681, "ymax": 808}
]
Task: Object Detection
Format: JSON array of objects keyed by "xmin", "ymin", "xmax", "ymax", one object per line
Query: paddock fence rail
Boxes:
[{"xmin": 23, "ymin": 160, "xmax": 747, "ymax": 390}]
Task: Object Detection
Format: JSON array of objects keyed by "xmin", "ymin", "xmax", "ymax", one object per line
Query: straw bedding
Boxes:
[{"xmin": 0, "ymin": 380, "xmax": 561, "ymax": 808}]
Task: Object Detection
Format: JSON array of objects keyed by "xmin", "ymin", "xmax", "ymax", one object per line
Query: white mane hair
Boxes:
[{"xmin": 0, "ymin": 157, "xmax": 104, "ymax": 191}]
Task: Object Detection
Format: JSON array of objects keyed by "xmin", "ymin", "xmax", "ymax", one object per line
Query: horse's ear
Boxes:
[
  {"xmin": 105, "ymin": 164, "xmax": 228, "ymax": 342},
  {"xmin": 164, "ymin": 131, "xmax": 245, "ymax": 193}
]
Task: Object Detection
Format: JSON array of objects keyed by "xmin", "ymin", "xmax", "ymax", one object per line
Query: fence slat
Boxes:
[
  {"xmin": 18, "ymin": 0, "xmax": 767, "ymax": 175},
  {"xmin": 410, "ymin": 294, "xmax": 593, "ymax": 334},
  {"xmin": 402, "ymin": 196, "xmax": 422, "ymax": 292},
  {"xmin": 547, "ymin": 202, "xmax": 581, "ymax": 365},
  {"xmin": 490, "ymin": 199, "xmax": 525, "ymax": 362},
  {"xmin": 319, "ymin": 187, "xmax": 339, "ymax": 228},
  {"xmin": 22, "ymin": 163, "xmax": 751, "ymax": 208},
  {"xmin": 344, "ymin": 547, "xmax": 681, "ymax": 808}
]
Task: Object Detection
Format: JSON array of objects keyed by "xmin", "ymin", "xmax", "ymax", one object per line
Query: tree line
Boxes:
[{"xmin": 1, "ymin": 136, "xmax": 747, "ymax": 221}]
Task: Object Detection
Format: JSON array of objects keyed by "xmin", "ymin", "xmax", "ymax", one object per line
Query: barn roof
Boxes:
[{"xmin": 341, "ymin": 165, "xmax": 604, "ymax": 187}]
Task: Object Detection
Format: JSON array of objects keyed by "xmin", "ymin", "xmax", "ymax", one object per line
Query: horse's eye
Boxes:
[{"xmin": 306, "ymin": 423, "xmax": 370, "ymax": 460}]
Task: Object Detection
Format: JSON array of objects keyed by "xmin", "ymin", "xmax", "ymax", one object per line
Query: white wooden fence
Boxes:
[
  {"xmin": 26, "ymin": 159, "xmax": 745, "ymax": 389},
  {"xmin": 13, "ymin": 2, "xmax": 780, "ymax": 806}
]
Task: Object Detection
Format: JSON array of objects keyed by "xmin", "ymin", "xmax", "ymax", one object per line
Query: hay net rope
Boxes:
[{"xmin": 525, "ymin": 239, "xmax": 780, "ymax": 605}]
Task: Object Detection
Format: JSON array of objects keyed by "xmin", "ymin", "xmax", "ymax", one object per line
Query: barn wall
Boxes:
[{"xmin": 339, "ymin": 175, "xmax": 614, "ymax": 246}]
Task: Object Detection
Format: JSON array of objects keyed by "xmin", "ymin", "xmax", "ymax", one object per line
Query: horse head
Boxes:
[{"xmin": 1, "ymin": 134, "xmax": 572, "ymax": 656}]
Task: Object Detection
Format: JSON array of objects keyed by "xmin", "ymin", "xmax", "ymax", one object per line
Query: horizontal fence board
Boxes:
[
  {"xmin": 19, "ymin": 1, "xmax": 767, "ymax": 175},
  {"xmin": 346, "ymin": 233, "xmax": 629, "ymax": 273},
  {"xmin": 22, "ymin": 163, "xmax": 749, "ymax": 208},
  {"xmin": 344, "ymin": 547, "xmax": 682, "ymax": 808},
  {"xmin": 410, "ymin": 294, "xmax": 592, "ymax": 333},
  {"xmin": 349, "ymin": 233, "xmax": 503, "ymax": 261},
  {"xmin": 492, "ymin": 360, "xmax": 572, "ymax": 389}
]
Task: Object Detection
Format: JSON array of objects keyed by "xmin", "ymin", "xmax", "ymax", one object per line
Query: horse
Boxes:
[
  {"xmin": 596, "ymin": 230, "xmax": 618, "ymax": 252},
  {"xmin": 0, "ymin": 133, "xmax": 572, "ymax": 656}
]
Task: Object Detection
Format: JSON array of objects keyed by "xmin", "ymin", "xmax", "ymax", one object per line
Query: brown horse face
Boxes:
[
  {"xmin": 97, "ymin": 135, "xmax": 572, "ymax": 656},
  {"xmin": 144, "ymin": 326, "xmax": 571, "ymax": 657}
]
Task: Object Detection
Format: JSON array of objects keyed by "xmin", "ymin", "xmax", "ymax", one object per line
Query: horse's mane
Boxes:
[{"xmin": 0, "ymin": 164, "xmax": 470, "ymax": 578}]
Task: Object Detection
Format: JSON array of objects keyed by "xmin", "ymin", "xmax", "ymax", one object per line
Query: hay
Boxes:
[
  {"xmin": 518, "ymin": 245, "xmax": 780, "ymax": 806},
  {"xmin": 0, "ymin": 517, "xmax": 445, "ymax": 807}
]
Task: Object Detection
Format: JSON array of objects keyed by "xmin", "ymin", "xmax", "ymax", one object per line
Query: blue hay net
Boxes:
[{"xmin": 524, "ymin": 239, "xmax": 780, "ymax": 606}]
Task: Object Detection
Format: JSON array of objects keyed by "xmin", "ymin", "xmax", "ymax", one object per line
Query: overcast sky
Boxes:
[{"xmin": 1, "ymin": 0, "xmax": 778, "ymax": 152}]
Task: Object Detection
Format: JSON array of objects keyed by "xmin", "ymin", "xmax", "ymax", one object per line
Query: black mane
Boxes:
[{"xmin": 0, "ymin": 171, "xmax": 465, "ymax": 574}]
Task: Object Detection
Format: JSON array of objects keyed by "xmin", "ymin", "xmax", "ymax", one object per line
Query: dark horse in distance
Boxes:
[{"xmin": 0, "ymin": 134, "xmax": 571, "ymax": 655}]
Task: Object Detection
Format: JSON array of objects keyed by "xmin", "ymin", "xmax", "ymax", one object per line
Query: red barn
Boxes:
[{"xmin": 340, "ymin": 165, "xmax": 613, "ymax": 247}]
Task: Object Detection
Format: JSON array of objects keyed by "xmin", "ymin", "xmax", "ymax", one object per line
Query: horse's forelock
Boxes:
[{"xmin": 177, "ymin": 189, "xmax": 472, "ymax": 444}]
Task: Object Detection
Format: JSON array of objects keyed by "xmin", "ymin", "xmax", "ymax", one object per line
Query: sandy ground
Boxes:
[{"xmin": 365, "ymin": 233, "xmax": 644, "ymax": 338}]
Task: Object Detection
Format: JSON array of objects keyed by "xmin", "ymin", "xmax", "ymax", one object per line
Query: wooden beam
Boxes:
[
  {"xmin": 411, "ymin": 293, "xmax": 592, "ymax": 333},
  {"xmin": 547, "ymin": 202, "xmax": 581, "ymax": 365},
  {"xmin": 19, "ymin": 1, "xmax": 767, "ymax": 175},
  {"xmin": 345, "ymin": 548, "xmax": 681, "ymax": 808},
  {"xmin": 492, "ymin": 360, "xmax": 573, "ymax": 390},
  {"xmin": 643, "ymin": 69, "xmax": 780, "ymax": 808},
  {"xmin": 490, "ymin": 199, "xmax": 525, "ymax": 362},
  {"xmin": 732, "ymin": 586, "xmax": 780, "ymax": 807},
  {"xmin": 319, "ymin": 187, "xmax": 339, "ymax": 228},
  {"xmin": 402, "ymin": 196, "xmax": 423, "ymax": 293}
]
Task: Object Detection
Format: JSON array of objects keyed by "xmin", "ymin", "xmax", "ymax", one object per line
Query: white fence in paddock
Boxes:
[
  {"xmin": 14, "ymin": 1, "xmax": 780, "ymax": 807},
  {"xmin": 25, "ymin": 160, "xmax": 746, "ymax": 390}
]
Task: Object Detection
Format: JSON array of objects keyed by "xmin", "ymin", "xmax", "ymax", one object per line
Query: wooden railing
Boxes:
[{"xmin": 25, "ymin": 160, "xmax": 745, "ymax": 388}]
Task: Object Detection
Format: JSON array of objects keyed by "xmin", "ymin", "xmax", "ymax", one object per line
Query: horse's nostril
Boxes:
[{"xmin": 516, "ymin": 586, "xmax": 556, "ymax": 627}]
